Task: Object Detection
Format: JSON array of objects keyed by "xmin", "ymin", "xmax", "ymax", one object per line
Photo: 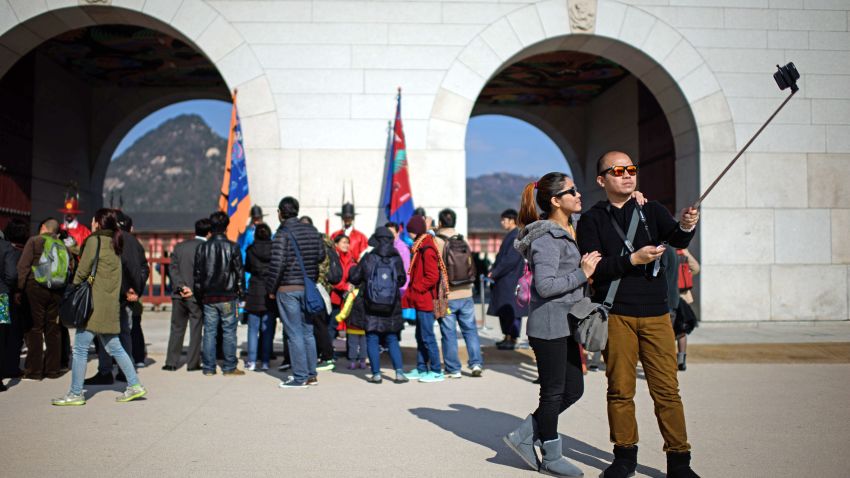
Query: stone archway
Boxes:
[
  {"xmin": 427, "ymin": 0, "xmax": 736, "ymax": 214},
  {"xmin": 0, "ymin": 1, "xmax": 279, "ymax": 225}
]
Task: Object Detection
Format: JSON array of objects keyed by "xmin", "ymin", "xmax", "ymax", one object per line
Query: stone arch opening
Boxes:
[{"xmin": 0, "ymin": 5, "xmax": 259, "ymax": 229}]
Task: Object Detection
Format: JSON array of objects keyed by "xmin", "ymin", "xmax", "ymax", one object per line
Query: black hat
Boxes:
[
  {"xmin": 336, "ymin": 202, "xmax": 357, "ymax": 218},
  {"xmin": 250, "ymin": 205, "xmax": 265, "ymax": 218}
]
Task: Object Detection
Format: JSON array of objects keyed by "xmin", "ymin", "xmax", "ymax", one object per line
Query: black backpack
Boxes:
[
  {"xmin": 365, "ymin": 255, "xmax": 399, "ymax": 314},
  {"xmin": 436, "ymin": 234, "xmax": 476, "ymax": 287},
  {"xmin": 324, "ymin": 242, "xmax": 343, "ymax": 285}
]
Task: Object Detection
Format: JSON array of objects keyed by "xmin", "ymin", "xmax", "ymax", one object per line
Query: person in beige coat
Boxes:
[{"xmin": 52, "ymin": 209, "xmax": 147, "ymax": 406}]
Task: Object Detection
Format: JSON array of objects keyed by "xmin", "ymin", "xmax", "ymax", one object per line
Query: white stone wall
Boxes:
[{"xmin": 1, "ymin": 0, "xmax": 848, "ymax": 321}]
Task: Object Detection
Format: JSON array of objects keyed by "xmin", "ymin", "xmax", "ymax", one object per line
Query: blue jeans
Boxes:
[
  {"xmin": 277, "ymin": 290, "xmax": 317, "ymax": 383},
  {"xmin": 366, "ymin": 332, "xmax": 404, "ymax": 375},
  {"xmin": 202, "ymin": 301, "xmax": 239, "ymax": 372},
  {"xmin": 247, "ymin": 312, "xmax": 274, "ymax": 365},
  {"xmin": 97, "ymin": 302, "xmax": 133, "ymax": 374},
  {"xmin": 440, "ymin": 297, "xmax": 483, "ymax": 372},
  {"xmin": 415, "ymin": 310, "xmax": 441, "ymax": 374},
  {"xmin": 71, "ymin": 329, "xmax": 139, "ymax": 395}
]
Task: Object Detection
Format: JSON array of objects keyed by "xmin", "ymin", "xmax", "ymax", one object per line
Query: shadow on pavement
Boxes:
[{"xmin": 409, "ymin": 403, "xmax": 665, "ymax": 477}]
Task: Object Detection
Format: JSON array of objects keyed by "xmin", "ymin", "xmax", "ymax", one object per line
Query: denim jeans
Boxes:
[
  {"xmin": 71, "ymin": 329, "xmax": 139, "ymax": 395},
  {"xmin": 439, "ymin": 297, "xmax": 483, "ymax": 372},
  {"xmin": 246, "ymin": 312, "xmax": 274, "ymax": 365},
  {"xmin": 202, "ymin": 301, "xmax": 239, "ymax": 373},
  {"xmin": 97, "ymin": 302, "xmax": 133, "ymax": 375},
  {"xmin": 414, "ymin": 310, "xmax": 441, "ymax": 374},
  {"xmin": 366, "ymin": 332, "xmax": 404, "ymax": 375},
  {"xmin": 277, "ymin": 291, "xmax": 317, "ymax": 384}
]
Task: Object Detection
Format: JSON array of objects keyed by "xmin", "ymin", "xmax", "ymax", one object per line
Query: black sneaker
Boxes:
[
  {"xmin": 84, "ymin": 372, "xmax": 114, "ymax": 385},
  {"xmin": 161, "ymin": 365, "xmax": 177, "ymax": 371}
]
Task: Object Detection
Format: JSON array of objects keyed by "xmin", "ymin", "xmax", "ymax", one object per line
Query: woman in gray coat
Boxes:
[{"xmin": 504, "ymin": 172, "xmax": 600, "ymax": 477}]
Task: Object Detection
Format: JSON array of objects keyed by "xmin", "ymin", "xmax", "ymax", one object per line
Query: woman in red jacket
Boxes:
[{"xmin": 401, "ymin": 216, "xmax": 446, "ymax": 383}]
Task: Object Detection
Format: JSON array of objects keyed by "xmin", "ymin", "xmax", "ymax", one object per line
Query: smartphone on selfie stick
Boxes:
[{"xmin": 692, "ymin": 62, "xmax": 801, "ymax": 210}]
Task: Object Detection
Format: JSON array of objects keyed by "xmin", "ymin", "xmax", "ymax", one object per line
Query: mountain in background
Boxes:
[
  {"xmin": 105, "ymin": 116, "xmax": 530, "ymax": 233},
  {"xmin": 104, "ymin": 114, "xmax": 226, "ymax": 230},
  {"xmin": 466, "ymin": 172, "xmax": 536, "ymax": 231}
]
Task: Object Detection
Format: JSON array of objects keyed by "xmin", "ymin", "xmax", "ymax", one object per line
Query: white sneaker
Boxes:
[
  {"xmin": 471, "ymin": 364, "xmax": 483, "ymax": 377},
  {"xmin": 446, "ymin": 371, "xmax": 462, "ymax": 379},
  {"xmin": 245, "ymin": 361, "xmax": 256, "ymax": 371}
]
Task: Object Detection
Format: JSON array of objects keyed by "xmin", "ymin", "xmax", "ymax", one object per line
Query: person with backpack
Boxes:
[
  {"xmin": 347, "ymin": 227, "xmax": 408, "ymax": 384},
  {"xmin": 264, "ymin": 197, "xmax": 325, "ymax": 388},
  {"xmin": 434, "ymin": 208, "xmax": 483, "ymax": 378},
  {"xmin": 330, "ymin": 235, "xmax": 364, "ymax": 369},
  {"xmin": 52, "ymin": 208, "xmax": 147, "ymax": 406},
  {"xmin": 16, "ymin": 217, "xmax": 69, "ymax": 381},
  {"xmin": 576, "ymin": 151, "xmax": 700, "ymax": 478},
  {"xmin": 402, "ymin": 215, "xmax": 446, "ymax": 383},
  {"xmin": 674, "ymin": 248, "xmax": 700, "ymax": 371},
  {"xmin": 505, "ymin": 172, "xmax": 600, "ymax": 477}
]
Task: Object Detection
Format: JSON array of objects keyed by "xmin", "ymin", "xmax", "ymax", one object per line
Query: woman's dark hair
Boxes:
[
  {"xmin": 255, "ymin": 223, "xmax": 272, "ymax": 241},
  {"xmin": 3, "ymin": 218, "xmax": 30, "ymax": 245},
  {"xmin": 500, "ymin": 209, "xmax": 518, "ymax": 221},
  {"xmin": 334, "ymin": 234, "xmax": 349, "ymax": 245},
  {"xmin": 518, "ymin": 172, "xmax": 570, "ymax": 227},
  {"xmin": 94, "ymin": 208, "xmax": 123, "ymax": 255},
  {"xmin": 209, "ymin": 211, "xmax": 229, "ymax": 234}
]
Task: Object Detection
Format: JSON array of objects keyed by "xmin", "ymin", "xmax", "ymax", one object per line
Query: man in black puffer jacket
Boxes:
[
  {"xmin": 194, "ymin": 211, "xmax": 245, "ymax": 376},
  {"xmin": 264, "ymin": 197, "xmax": 325, "ymax": 388}
]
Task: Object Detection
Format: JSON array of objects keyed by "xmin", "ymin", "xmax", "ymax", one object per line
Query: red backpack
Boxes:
[{"xmin": 677, "ymin": 250, "xmax": 693, "ymax": 290}]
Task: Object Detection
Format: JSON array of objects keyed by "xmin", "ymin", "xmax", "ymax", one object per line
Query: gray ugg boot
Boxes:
[
  {"xmin": 503, "ymin": 414, "xmax": 540, "ymax": 470},
  {"xmin": 538, "ymin": 437, "xmax": 584, "ymax": 477}
]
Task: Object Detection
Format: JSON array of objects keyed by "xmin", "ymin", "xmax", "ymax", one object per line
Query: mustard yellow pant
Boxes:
[{"xmin": 603, "ymin": 313, "xmax": 690, "ymax": 452}]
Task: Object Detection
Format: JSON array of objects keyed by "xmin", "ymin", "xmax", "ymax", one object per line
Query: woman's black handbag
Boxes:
[{"xmin": 59, "ymin": 237, "xmax": 100, "ymax": 329}]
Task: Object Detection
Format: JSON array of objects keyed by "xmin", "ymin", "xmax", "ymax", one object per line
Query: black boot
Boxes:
[
  {"xmin": 83, "ymin": 372, "xmax": 114, "ymax": 385},
  {"xmin": 601, "ymin": 445, "xmax": 637, "ymax": 478},
  {"xmin": 667, "ymin": 451, "xmax": 700, "ymax": 478},
  {"xmin": 677, "ymin": 353, "xmax": 687, "ymax": 371}
]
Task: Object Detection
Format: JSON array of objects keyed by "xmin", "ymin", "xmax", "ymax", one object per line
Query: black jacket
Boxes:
[
  {"xmin": 348, "ymin": 228, "xmax": 406, "ymax": 334},
  {"xmin": 121, "ymin": 232, "xmax": 149, "ymax": 299},
  {"xmin": 264, "ymin": 218, "xmax": 325, "ymax": 294},
  {"xmin": 193, "ymin": 233, "xmax": 244, "ymax": 301},
  {"xmin": 0, "ymin": 239, "xmax": 19, "ymax": 296},
  {"xmin": 576, "ymin": 198, "xmax": 694, "ymax": 317},
  {"xmin": 245, "ymin": 239, "xmax": 273, "ymax": 313},
  {"xmin": 486, "ymin": 227, "xmax": 527, "ymax": 318}
]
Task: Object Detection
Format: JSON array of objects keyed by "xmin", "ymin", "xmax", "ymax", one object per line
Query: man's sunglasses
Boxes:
[
  {"xmin": 599, "ymin": 165, "xmax": 639, "ymax": 177},
  {"xmin": 554, "ymin": 186, "xmax": 578, "ymax": 198}
]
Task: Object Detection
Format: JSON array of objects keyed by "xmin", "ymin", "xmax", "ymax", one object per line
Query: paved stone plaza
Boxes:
[{"xmin": 1, "ymin": 315, "xmax": 849, "ymax": 477}]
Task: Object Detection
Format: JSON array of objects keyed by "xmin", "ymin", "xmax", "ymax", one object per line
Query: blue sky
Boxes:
[{"xmin": 111, "ymin": 102, "xmax": 570, "ymax": 179}]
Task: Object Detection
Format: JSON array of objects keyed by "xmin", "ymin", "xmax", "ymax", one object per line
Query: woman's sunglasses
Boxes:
[
  {"xmin": 554, "ymin": 186, "xmax": 578, "ymax": 198},
  {"xmin": 599, "ymin": 165, "xmax": 639, "ymax": 177}
]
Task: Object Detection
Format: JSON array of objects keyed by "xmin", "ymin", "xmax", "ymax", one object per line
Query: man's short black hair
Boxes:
[
  {"xmin": 255, "ymin": 223, "xmax": 272, "ymax": 241},
  {"xmin": 438, "ymin": 208, "xmax": 456, "ymax": 228},
  {"xmin": 209, "ymin": 211, "xmax": 229, "ymax": 234},
  {"xmin": 384, "ymin": 221, "xmax": 398, "ymax": 232},
  {"xmin": 278, "ymin": 196, "xmax": 299, "ymax": 220},
  {"xmin": 414, "ymin": 207, "xmax": 426, "ymax": 217},
  {"xmin": 195, "ymin": 218, "xmax": 212, "ymax": 237},
  {"xmin": 3, "ymin": 218, "xmax": 29, "ymax": 245},
  {"xmin": 500, "ymin": 209, "xmax": 518, "ymax": 221}
]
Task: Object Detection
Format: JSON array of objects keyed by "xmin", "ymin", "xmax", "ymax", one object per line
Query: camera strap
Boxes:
[{"xmin": 603, "ymin": 206, "xmax": 639, "ymax": 309}]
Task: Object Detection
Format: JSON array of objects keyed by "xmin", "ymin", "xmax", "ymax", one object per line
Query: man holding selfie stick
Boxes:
[
  {"xmin": 162, "ymin": 218, "xmax": 211, "ymax": 372},
  {"xmin": 577, "ymin": 151, "xmax": 700, "ymax": 478}
]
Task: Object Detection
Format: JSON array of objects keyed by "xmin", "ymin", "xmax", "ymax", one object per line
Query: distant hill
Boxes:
[
  {"xmin": 466, "ymin": 172, "xmax": 536, "ymax": 231},
  {"xmin": 104, "ymin": 114, "xmax": 226, "ymax": 230}
]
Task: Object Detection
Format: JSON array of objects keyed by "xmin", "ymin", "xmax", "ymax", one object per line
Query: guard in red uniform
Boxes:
[
  {"xmin": 330, "ymin": 203, "xmax": 368, "ymax": 260},
  {"xmin": 58, "ymin": 194, "xmax": 91, "ymax": 249}
]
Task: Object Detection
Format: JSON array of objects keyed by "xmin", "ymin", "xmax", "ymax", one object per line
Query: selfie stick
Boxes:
[{"xmin": 692, "ymin": 63, "xmax": 800, "ymax": 210}]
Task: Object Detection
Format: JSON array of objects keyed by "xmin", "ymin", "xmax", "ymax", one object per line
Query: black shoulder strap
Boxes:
[
  {"xmin": 603, "ymin": 208, "xmax": 639, "ymax": 308},
  {"xmin": 90, "ymin": 236, "xmax": 101, "ymax": 281}
]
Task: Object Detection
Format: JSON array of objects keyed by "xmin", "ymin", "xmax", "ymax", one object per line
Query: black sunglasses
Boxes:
[
  {"xmin": 553, "ymin": 186, "xmax": 578, "ymax": 198},
  {"xmin": 599, "ymin": 165, "xmax": 639, "ymax": 177}
]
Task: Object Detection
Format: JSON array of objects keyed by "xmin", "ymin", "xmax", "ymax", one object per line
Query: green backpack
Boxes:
[{"xmin": 32, "ymin": 235, "xmax": 71, "ymax": 289}]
